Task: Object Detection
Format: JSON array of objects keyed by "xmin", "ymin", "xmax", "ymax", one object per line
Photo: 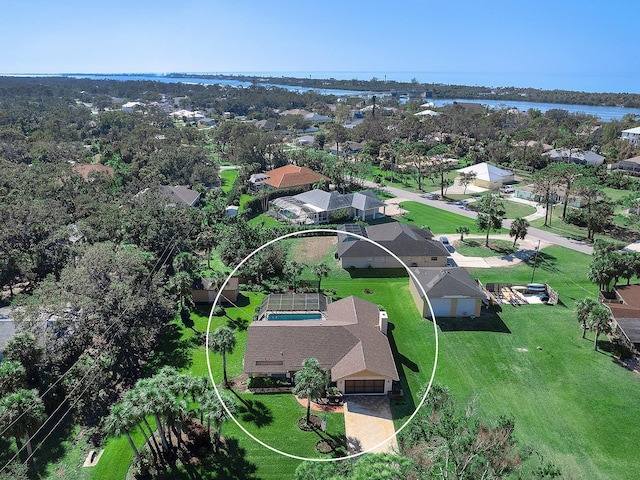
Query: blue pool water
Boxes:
[{"xmin": 267, "ymin": 313, "xmax": 322, "ymax": 321}]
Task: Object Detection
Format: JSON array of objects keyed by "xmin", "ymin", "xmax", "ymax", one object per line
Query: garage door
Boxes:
[
  {"xmin": 427, "ymin": 299, "xmax": 451, "ymax": 318},
  {"xmin": 455, "ymin": 299, "xmax": 477, "ymax": 317},
  {"xmin": 345, "ymin": 379, "xmax": 385, "ymax": 394}
]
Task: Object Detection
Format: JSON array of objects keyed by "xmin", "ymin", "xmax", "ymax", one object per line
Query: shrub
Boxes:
[
  {"xmin": 247, "ymin": 376, "xmax": 291, "ymax": 388},
  {"xmin": 565, "ymin": 208, "xmax": 587, "ymax": 226}
]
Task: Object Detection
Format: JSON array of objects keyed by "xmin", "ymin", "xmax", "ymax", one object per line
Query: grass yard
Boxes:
[
  {"xmin": 501, "ymin": 199, "xmax": 537, "ymax": 219},
  {"xmin": 219, "ymin": 169, "xmax": 239, "ymax": 194},
  {"xmin": 395, "ymin": 200, "xmax": 504, "ymax": 236},
  {"xmin": 383, "ymin": 245, "xmax": 640, "ymax": 479},
  {"xmin": 454, "ymin": 238, "xmax": 517, "ymax": 257}
]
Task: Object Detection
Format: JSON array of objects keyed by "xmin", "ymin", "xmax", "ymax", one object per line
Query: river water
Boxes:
[{"xmin": 66, "ymin": 74, "xmax": 640, "ymax": 122}]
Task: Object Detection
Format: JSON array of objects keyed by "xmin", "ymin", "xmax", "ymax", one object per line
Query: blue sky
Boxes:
[{"xmin": 1, "ymin": 0, "xmax": 637, "ymax": 93}]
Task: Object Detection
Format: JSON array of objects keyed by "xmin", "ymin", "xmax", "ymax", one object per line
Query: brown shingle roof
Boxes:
[
  {"xmin": 262, "ymin": 165, "xmax": 329, "ymax": 189},
  {"xmin": 244, "ymin": 296, "xmax": 398, "ymax": 381}
]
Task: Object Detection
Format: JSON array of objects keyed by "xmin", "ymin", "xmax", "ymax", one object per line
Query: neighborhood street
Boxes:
[{"xmin": 359, "ymin": 180, "xmax": 595, "ymax": 256}]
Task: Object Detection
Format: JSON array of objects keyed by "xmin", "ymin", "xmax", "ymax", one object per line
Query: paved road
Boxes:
[{"xmin": 362, "ymin": 181, "xmax": 594, "ymax": 256}]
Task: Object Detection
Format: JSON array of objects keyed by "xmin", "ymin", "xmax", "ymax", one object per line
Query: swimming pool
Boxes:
[{"xmin": 267, "ymin": 313, "xmax": 323, "ymax": 321}]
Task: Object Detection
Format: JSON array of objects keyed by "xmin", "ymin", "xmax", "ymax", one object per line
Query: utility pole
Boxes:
[{"xmin": 530, "ymin": 239, "xmax": 541, "ymax": 283}]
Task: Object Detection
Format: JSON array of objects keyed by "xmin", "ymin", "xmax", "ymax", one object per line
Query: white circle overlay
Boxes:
[{"xmin": 206, "ymin": 227, "xmax": 439, "ymax": 462}]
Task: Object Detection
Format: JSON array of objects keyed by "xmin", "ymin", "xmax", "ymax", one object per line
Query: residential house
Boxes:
[
  {"xmin": 259, "ymin": 165, "xmax": 329, "ymax": 191},
  {"xmin": 304, "ymin": 112, "xmax": 332, "ymax": 124},
  {"xmin": 244, "ymin": 294, "xmax": 399, "ymax": 395},
  {"xmin": 191, "ymin": 277, "xmax": 239, "ymax": 304},
  {"xmin": 328, "ymin": 141, "xmax": 365, "ymax": 156},
  {"xmin": 409, "ymin": 267, "xmax": 487, "ymax": 318},
  {"xmin": 456, "ymin": 162, "xmax": 515, "ymax": 190},
  {"xmin": 337, "ymin": 222, "xmax": 449, "ymax": 268},
  {"xmin": 544, "ymin": 148, "xmax": 604, "ymax": 166},
  {"xmin": 72, "ymin": 163, "xmax": 115, "ymax": 181},
  {"xmin": 121, "ymin": 101, "xmax": 144, "ymax": 112},
  {"xmin": 255, "ymin": 119, "xmax": 276, "ymax": 131},
  {"xmin": 610, "ymin": 155, "xmax": 640, "ymax": 175},
  {"xmin": 269, "ymin": 189, "xmax": 386, "ymax": 224},
  {"xmin": 138, "ymin": 185, "xmax": 201, "ymax": 207},
  {"xmin": 514, "ymin": 184, "xmax": 590, "ymax": 208},
  {"xmin": 621, "ymin": 126, "xmax": 640, "ymax": 146},
  {"xmin": 294, "ymin": 135, "xmax": 315, "ymax": 147},
  {"xmin": 601, "ymin": 284, "xmax": 640, "ymax": 352}
]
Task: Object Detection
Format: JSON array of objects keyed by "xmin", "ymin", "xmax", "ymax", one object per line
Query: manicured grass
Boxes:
[
  {"xmin": 219, "ymin": 169, "xmax": 239, "ymax": 194},
  {"xmin": 396, "ymin": 201, "xmax": 503, "ymax": 236},
  {"xmin": 247, "ymin": 214, "xmax": 281, "ymax": 228},
  {"xmin": 454, "ymin": 238, "xmax": 517, "ymax": 257},
  {"xmin": 529, "ymin": 206, "xmax": 592, "ymax": 242},
  {"xmin": 384, "ymin": 245, "xmax": 640, "ymax": 479},
  {"xmin": 501, "ymin": 199, "xmax": 537, "ymax": 219}
]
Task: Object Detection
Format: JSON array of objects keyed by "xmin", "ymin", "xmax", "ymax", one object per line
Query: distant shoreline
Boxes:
[{"xmin": 61, "ymin": 72, "xmax": 640, "ymax": 110}]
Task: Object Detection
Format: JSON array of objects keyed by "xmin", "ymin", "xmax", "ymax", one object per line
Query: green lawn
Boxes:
[
  {"xmin": 454, "ymin": 238, "xmax": 517, "ymax": 257},
  {"xmin": 55, "ymin": 238, "xmax": 640, "ymax": 480},
  {"xmin": 396, "ymin": 201, "xmax": 505, "ymax": 236},
  {"xmin": 501, "ymin": 200, "xmax": 537, "ymax": 219},
  {"xmin": 220, "ymin": 169, "xmax": 239, "ymax": 194}
]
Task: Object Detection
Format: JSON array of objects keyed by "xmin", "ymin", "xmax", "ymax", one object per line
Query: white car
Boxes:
[{"xmin": 499, "ymin": 186, "xmax": 515, "ymax": 194}]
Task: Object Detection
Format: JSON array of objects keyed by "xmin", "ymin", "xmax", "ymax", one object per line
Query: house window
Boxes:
[{"xmin": 431, "ymin": 257, "xmax": 438, "ymax": 261}]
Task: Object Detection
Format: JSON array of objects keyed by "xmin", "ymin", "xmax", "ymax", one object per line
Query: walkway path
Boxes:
[{"xmin": 343, "ymin": 396, "xmax": 398, "ymax": 454}]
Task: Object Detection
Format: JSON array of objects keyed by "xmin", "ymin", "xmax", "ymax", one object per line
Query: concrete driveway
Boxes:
[{"xmin": 344, "ymin": 396, "xmax": 398, "ymax": 454}]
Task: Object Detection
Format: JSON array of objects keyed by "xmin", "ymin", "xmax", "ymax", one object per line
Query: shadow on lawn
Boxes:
[
  {"xmin": 144, "ymin": 322, "xmax": 197, "ymax": 374},
  {"xmin": 387, "ymin": 323, "xmax": 417, "ymax": 418},
  {"xmin": 156, "ymin": 438, "xmax": 260, "ymax": 480},
  {"xmin": 523, "ymin": 251, "xmax": 559, "ymax": 273},
  {"xmin": 436, "ymin": 309, "xmax": 511, "ymax": 334},
  {"xmin": 229, "ymin": 389, "xmax": 273, "ymax": 428}
]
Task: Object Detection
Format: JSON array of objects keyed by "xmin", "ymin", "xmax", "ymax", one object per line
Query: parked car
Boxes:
[
  {"xmin": 500, "ymin": 185, "xmax": 515, "ymax": 194},
  {"xmin": 440, "ymin": 236, "xmax": 449, "ymax": 245}
]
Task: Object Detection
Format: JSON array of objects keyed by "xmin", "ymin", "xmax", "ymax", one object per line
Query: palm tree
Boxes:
[
  {"xmin": 104, "ymin": 401, "xmax": 141, "ymax": 462},
  {"xmin": 169, "ymin": 270, "xmax": 194, "ymax": 309},
  {"xmin": 311, "ymin": 263, "xmax": 329, "ymax": 293},
  {"xmin": 292, "ymin": 358, "xmax": 329, "ymax": 426},
  {"xmin": 196, "ymin": 229, "xmax": 217, "ymax": 269},
  {"xmin": 588, "ymin": 304, "xmax": 613, "ymax": 351},
  {"xmin": 0, "ymin": 361, "xmax": 26, "ymax": 397},
  {"xmin": 575, "ymin": 298, "xmax": 598, "ymax": 339},
  {"xmin": 475, "ymin": 192, "xmax": 506, "ymax": 247},
  {"xmin": 456, "ymin": 226, "xmax": 470, "ymax": 241},
  {"xmin": 509, "ymin": 218, "xmax": 530, "ymax": 248},
  {"xmin": 201, "ymin": 389, "xmax": 237, "ymax": 452},
  {"xmin": 0, "ymin": 389, "xmax": 46, "ymax": 462},
  {"xmin": 284, "ymin": 260, "xmax": 304, "ymax": 293},
  {"xmin": 209, "ymin": 326, "xmax": 237, "ymax": 386}
]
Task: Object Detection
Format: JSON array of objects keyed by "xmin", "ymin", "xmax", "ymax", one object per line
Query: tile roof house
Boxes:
[
  {"xmin": 601, "ymin": 284, "xmax": 640, "ymax": 352},
  {"xmin": 456, "ymin": 163, "xmax": 514, "ymax": 190},
  {"xmin": 270, "ymin": 189, "xmax": 386, "ymax": 224},
  {"xmin": 409, "ymin": 267, "xmax": 487, "ymax": 318},
  {"xmin": 72, "ymin": 163, "xmax": 115, "ymax": 181},
  {"xmin": 337, "ymin": 222, "xmax": 448, "ymax": 268},
  {"xmin": 260, "ymin": 165, "xmax": 329, "ymax": 191},
  {"xmin": 244, "ymin": 295, "xmax": 399, "ymax": 394}
]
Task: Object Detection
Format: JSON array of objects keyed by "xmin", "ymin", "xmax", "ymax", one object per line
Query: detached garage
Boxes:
[{"xmin": 409, "ymin": 267, "xmax": 487, "ymax": 319}]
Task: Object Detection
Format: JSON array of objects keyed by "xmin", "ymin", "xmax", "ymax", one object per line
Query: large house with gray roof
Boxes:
[
  {"xmin": 409, "ymin": 267, "xmax": 487, "ymax": 318},
  {"xmin": 337, "ymin": 222, "xmax": 449, "ymax": 268},
  {"xmin": 270, "ymin": 189, "xmax": 386, "ymax": 225},
  {"xmin": 244, "ymin": 294, "xmax": 399, "ymax": 394}
]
